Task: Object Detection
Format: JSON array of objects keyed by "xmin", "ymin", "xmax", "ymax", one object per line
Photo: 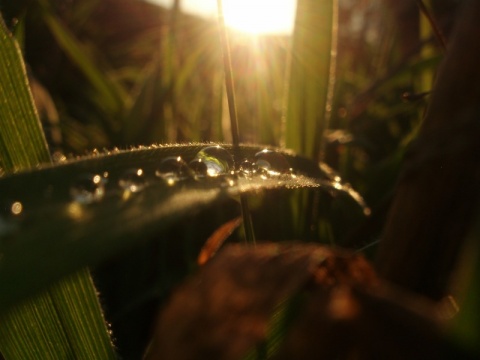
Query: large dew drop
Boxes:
[
  {"xmin": 119, "ymin": 168, "xmax": 146, "ymax": 193},
  {"xmin": 156, "ymin": 156, "xmax": 191, "ymax": 186},
  {"xmin": 70, "ymin": 174, "xmax": 105, "ymax": 204},
  {"xmin": 190, "ymin": 146, "xmax": 234, "ymax": 178},
  {"xmin": 254, "ymin": 149, "xmax": 291, "ymax": 177}
]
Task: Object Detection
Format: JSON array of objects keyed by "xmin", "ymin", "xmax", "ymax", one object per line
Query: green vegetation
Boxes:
[{"xmin": 0, "ymin": 0, "xmax": 478, "ymax": 358}]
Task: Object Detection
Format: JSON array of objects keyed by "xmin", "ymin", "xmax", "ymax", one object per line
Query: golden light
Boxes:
[
  {"xmin": 10, "ymin": 202, "xmax": 23, "ymax": 216},
  {"xmin": 223, "ymin": 0, "xmax": 295, "ymax": 35}
]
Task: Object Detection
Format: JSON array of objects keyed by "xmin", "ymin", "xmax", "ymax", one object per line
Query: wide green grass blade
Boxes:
[
  {"xmin": 282, "ymin": 0, "xmax": 339, "ymax": 237},
  {"xmin": 283, "ymin": 0, "xmax": 338, "ymax": 161},
  {"xmin": 0, "ymin": 15, "xmax": 116, "ymax": 359},
  {"xmin": 0, "ymin": 18, "xmax": 50, "ymax": 172}
]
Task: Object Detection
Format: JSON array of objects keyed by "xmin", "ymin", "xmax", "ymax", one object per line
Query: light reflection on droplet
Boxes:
[
  {"xmin": 189, "ymin": 158, "xmax": 208, "ymax": 179},
  {"xmin": 192, "ymin": 146, "xmax": 234, "ymax": 178},
  {"xmin": 10, "ymin": 202, "xmax": 22, "ymax": 215},
  {"xmin": 70, "ymin": 174, "xmax": 105, "ymax": 204},
  {"xmin": 238, "ymin": 159, "xmax": 257, "ymax": 179},
  {"xmin": 220, "ymin": 176, "xmax": 237, "ymax": 188},
  {"xmin": 119, "ymin": 168, "xmax": 146, "ymax": 193},
  {"xmin": 52, "ymin": 151, "xmax": 67, "ymax": 163},
  {"xmin": 254, "ymin": 149, "xmax": 290, "ymax": 178},
  {"xmin": 156, "ymin": 156, "xmax": 191, "ymax": 186},
  {"xmin": 0, "ymin": 200, "xmax": 23, "ymax": 237}
]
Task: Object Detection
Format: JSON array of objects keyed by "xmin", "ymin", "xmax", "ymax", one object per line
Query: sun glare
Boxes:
[{"xmin": 222, "ymin": 0, "xmax": 296, "ymax": 35}]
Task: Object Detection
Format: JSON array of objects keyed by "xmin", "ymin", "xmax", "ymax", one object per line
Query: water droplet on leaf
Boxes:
[
  {"xmin": 0, "ymin": 200, "xmax": 24, "ymax": 236},
  {"xmin": 254, "ymin": 149, "xmax": 290, "ymax": 177},
  {"xmin": 238, "ymin": 159, "xmax": 257, "ymax": 179},
  {"xmin": 10, "ymin": 202, "xmax": 23, "ymax": 215},
  {"xmin": 192, "ymin": 146, "xmax": 234, "ymax": 177},
  {"xmin": 119, "ymin": 169, "xmax": 146, "ymax": 193},
  {"xmin": 70, "ymin": 174, "xmax": 105, "ymax": 204},
  {"xmin": 52, "ymin": 151, "xmax": 67, "ymax": 163},
  {"xmin": 156, "ymin": 156, "xmax": 191, "ymax": 185},
  {"xmin": 189, "ymin": 158, "xmax": 208, "ymax": 178}
]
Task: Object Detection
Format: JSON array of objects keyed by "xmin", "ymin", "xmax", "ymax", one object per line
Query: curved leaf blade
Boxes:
[{"xmin": 0, "ymin": 144, "xmax": 368, "ymax": 313}]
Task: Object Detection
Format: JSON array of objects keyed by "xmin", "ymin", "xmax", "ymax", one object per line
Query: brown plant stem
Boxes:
[
  {"xmin": 376, "ymin": 0, "xmax": 480, "ymax": 300},
  {"xmin": 416, "ymin": 0, "xmax": 448, "ymax": 52}
]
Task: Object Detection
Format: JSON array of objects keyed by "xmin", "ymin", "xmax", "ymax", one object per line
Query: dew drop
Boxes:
[
  {"xmin": 254, "ymin": 149, "xmax": 291, "ymax": 177},
  {"xmin": 238, "ymin": 159, "xmax": 257, "ymax": 179},
  {"xmin": 52, "ymin": 151, "xmax": 67, "ymax": 163},
  {"xmin": 156, "ymin": 156, "xmax": 191, "ymax": 185},
  {"xmin": 189, "ymin": 158, "xmax": 208, "ymax": 178},
  {"xmin": 0, "ymin": 200, "xmax": 23, "ymax": 218},
  {"xmin": 191, "ymin": 146, "xmax": 234, "ymax": 177},
  {"xmin": 220, "ymin": 176, "xmax": 237, "ymax": 188},
  {"xmin": 333, "ymin": 181, "xmax": 342, "ymax": 190},
  {"xmin": 70, "ymin": 174, "xmax": 105, "ymax": 204},
  {"xmin": 119, "ymin": 168, "xmax": 146, "ymax": 193},
  {"xmin": 10, "ymin": 201, "xmax": 23, "ymax": 215},
  {"xmin": 0, "ymin": 200, "xmax": 26, "ymax": 237}
]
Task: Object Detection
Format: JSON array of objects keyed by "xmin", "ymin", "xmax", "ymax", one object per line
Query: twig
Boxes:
[{"xmin": 416, "ymin": 0, "xmax": 448, "ymax": 52}]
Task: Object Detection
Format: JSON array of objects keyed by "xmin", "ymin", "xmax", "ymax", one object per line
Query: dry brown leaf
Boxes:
[{"xmin": 197, "ymin": 217, "xmax": 243, "ymax": 266}]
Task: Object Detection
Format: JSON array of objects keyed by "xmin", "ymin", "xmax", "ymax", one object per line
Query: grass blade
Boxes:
[
  {"xmin": 0, "ymin": 15, "xmax": 116, "ymax": 359},
  {"xmin": 0, "ymin": 144, "xmax": 368, "ymax": 313},
  {"xmin": 39, "ymin": 1, "xmax": 128, "ymax": 122},
  {"xmin": 0, "ymin": 18, "xmax": 50, "ymax": 172},
  {"xmin": 283, "ymin": 0, "xmax": 338, "ymax": 161}
]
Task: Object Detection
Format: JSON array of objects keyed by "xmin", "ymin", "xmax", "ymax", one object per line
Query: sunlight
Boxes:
[{"xmin": 222, "ymin": 0, "xmax": 296, "ymax": 35}]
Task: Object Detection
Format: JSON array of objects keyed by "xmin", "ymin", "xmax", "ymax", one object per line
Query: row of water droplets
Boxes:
[
  {"xmin": 0, "ymin": 145, "xmax": 292, "ymax": 226},
  {"xmin": 69, "ymin": 145, "xmax": 294, "ymax": 206},
  {"xmin": 2, "ymin": 145, "xmax": 368, "ymax": 218},
  {"xmin": 0, "ymin": 145, "xmax": 371, "ymax": 242},
  {"xmin": 0, "ymin": 145, "xmax": 370, "ymax": 225}
]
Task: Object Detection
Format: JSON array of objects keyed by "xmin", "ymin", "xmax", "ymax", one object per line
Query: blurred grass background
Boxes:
[{"xmin": 0, "ymin": 0, "xmax": 452, "ymax": 202}]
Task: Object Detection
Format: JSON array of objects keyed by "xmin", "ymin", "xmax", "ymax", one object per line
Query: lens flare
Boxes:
[{"xmin": 223, "ymin": 0, "xmax": 295, "ymax": 35}]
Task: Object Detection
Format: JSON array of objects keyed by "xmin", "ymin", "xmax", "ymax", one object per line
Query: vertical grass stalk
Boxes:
[
  {"xmin": 283, "ymin": 0, "xmax": 338, "ymax": 162},
  {"xmin": 216, "ymin": 0, "xmax": 255, "ymax": 244},
  {"xmin": 282, "ymin": 0, "xmax": 338, "ymax": 238}
]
